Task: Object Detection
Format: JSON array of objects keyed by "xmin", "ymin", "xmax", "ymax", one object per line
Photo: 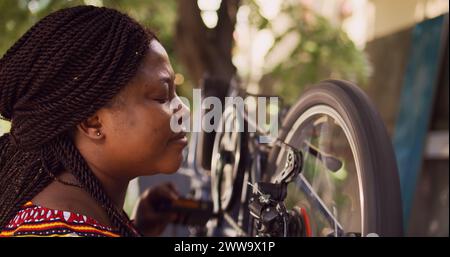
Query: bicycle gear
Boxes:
[{"xmin": 248, "ymin": 147, "xmax": 304, "ymax": 237}]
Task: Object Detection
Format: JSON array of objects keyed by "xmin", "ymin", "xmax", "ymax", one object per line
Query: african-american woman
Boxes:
[{"xmin": 0, "ymin": 5, "xmax": 189, "ymax": 237}]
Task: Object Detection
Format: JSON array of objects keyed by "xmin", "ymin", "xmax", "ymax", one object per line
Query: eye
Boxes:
[
  {"xmin": 155, "ymin": 98, "xmax": 169, "ymax": 104},
  {"xmin": 156, "ymin": 90, "xmax": 169, "ymax": 103},
  {"xmin": 147, "ymin": 78, "xmax": 174, "ymax": 104}
]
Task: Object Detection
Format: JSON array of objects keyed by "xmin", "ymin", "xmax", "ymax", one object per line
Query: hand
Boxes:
[{"xmin": 132, "ymin": 182, "xmax": 180, "ymax": 236}]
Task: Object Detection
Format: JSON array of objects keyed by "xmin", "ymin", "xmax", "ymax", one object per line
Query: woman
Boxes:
[{"xmin": 0, "ymin": 5, "xmax": 189, "ymax": 237}]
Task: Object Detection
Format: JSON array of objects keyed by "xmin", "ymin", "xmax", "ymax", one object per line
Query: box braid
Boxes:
[{"xmin": 0, "ymin": 5, "xmax": 156, "ymax": 236}]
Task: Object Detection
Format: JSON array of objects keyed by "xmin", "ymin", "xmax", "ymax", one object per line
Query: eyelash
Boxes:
[
  {"xmin": 155, "ymin": 98, "xmax": 169, "ymax": 104},
  {"xmin": 155, "ymin": 93, "xmax": 176, "ymax": 104},
  {"xmin": 151, "ymin": 82, "xmax": 175, "ymax": 104}
]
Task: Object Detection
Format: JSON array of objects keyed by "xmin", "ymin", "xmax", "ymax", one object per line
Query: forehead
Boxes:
[
  {"xmin": 149, "ymin": 39, "xmax": 169, "ymax": 61},
  {"xmin": 107, "ymin": 40, "xmax": 173, "ymax": 106},
  {"xmin": 135, "ymin": 39, "xmax": 174, "ymax": 84},
  {"xmin": 138, "ymin": 40, "xmax": 173, "ymax": 78}
]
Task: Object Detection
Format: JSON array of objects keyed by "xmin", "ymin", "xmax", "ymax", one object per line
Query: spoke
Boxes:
[
  {"xmin": 223, "ymin": 212, "xmax": 248, "ymax": 237},
  {"xmin": 303, "ymin": 141, "xmax": 343, "ymax": 172},
  {"xmin": 296, "ymin": 173, "xmax": 345, "ymax": 235}
]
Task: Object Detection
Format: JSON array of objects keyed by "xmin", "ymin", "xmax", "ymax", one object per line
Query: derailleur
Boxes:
[{"xmin": 248, "ymin": 146, "xmax": 307, "ymax": 237}]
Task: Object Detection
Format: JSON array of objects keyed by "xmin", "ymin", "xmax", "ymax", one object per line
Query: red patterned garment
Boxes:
[{"xmin": 0, "ymin": 202, "xmax": 120, "ymax": 237}]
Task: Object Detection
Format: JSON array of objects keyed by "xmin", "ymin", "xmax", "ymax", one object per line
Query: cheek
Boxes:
[
  {"xmin": 116, "ymin": 105, "xmax": 173, "ymax": 154},
  {"xmin": 105, "ymin": 103, "xmax": 184, "ymax": 176}
]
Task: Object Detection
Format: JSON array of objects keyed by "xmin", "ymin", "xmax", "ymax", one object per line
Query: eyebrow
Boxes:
[
  {"xmin": 159, "ymin": 76, "xmax": 174, "ymax": 85},
  {"xmin": 154, "ymin": 75, "xmax": 174, "ymax": 98},
  {"xmin": 159, "ymin": 72, "xmax": 175, "ymax": 87}
]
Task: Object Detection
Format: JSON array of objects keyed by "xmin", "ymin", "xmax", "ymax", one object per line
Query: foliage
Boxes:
[{"xmin": 245, "ymin": 0, "xmax": 371, "ymax": 105}]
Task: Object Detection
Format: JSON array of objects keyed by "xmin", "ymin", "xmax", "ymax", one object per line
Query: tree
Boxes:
[
  {"xmin": 1, "ymin": 0, "xmax": 370, "ymax": 127},
  {"xmin": 237, "ymin": 0, "xmax": 370, "ymax": 104},
  {"xmin": 175, "ymin": 0, "xmax": 239, "ymax": 87}
]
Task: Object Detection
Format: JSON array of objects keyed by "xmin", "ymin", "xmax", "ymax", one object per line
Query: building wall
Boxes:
[{"xmin": 309, "ymin": 0, "xmax": 449, "ymax": 48}]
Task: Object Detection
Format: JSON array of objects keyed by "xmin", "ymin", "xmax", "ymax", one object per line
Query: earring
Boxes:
[{"xmin": 96, "ymin": 131, "xmax": 101, "ymax": 136}]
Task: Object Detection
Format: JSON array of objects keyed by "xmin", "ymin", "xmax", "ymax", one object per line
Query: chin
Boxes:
[
  {"xmin": 160, "ymin": 157, "xmax": 183, "ymax": 174},
  {"xmin": 158, "ymin": 166, "xmax": 181, "ymax": 175},
  {"xmin": 149, "ymin": 150, "xmax": 185, "ymax": 175}
]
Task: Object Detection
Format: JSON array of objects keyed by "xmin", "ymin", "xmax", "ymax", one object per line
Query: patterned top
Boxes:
[{"xmin": 0, "ymin": 202, "xmax": 120, "ymax": 237}]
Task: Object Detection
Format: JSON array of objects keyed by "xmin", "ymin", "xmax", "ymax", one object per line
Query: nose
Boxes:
[{"xmin": 171, "ymin": 95, "xmax": 190, "ymax": 129}]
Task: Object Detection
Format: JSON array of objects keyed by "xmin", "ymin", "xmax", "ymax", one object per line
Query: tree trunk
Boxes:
[
  {"xmin": 176, "ymin": 0, "xmax": 240, "ymax": 171},
  {"xmin": 175, "ymin": 0, "xmax": 239, "ymax": 87}
]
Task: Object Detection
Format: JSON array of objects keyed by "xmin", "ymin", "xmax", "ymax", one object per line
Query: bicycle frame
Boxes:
[{"xmin": 179, "ymin": 79, "xmax": 349, "ymax": 237}]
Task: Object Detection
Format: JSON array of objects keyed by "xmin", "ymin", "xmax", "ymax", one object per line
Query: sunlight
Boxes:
[
  {"xmin": 198, "ymin": 0, "xmax": 221, "ymax": 29},
  {"xmin": 83, "ymin": 0, "xmax": 103, "ymax": 7},
  {"xmin": 255, "ymin": 0, "xmax": 282, "ymax": 20}
]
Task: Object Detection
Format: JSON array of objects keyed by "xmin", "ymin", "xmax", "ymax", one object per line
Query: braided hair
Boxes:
[{"xmin": 0, "ymin": 5, "xmax": 156, "ymax": 236}]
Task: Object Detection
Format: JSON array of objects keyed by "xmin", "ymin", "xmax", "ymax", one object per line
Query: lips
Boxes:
[
  {"xmin": 172, "ymin": 131, "xmax": 187, "ymax": 140},
  {"xmin": 170, "ymin": 131, "xmax": 188, "ymax": 146}
]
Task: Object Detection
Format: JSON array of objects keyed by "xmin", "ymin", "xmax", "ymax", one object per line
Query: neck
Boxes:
[
  {"xmin": 59, "ymin": 169, "xmax": 129, "ymax": 210},
  {"xmin": 92, "ymin": 170, "xmax": 129, "ymax": 210},
  {"xmin": 73, "ymin": 138, "xmax": 131, "ymax": 212}
]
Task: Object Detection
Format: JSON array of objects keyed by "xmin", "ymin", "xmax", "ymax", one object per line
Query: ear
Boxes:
[{"xmin": 76, "ymin": 113, "xmax": 105, "ymax": 140}]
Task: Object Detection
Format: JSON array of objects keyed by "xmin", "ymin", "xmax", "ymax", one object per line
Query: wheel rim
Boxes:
[
  {"xmin": 276, "ymin": 105, "xmax": 365, "ymax": 236},
  {"xmin": 211, "ymin": 106, "xmax": 243, "ymax": 212}
]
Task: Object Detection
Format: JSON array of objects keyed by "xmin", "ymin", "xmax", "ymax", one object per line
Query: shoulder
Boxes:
[
  {"xmin": 31, "ymin": 178, "xmax": 113, "ymax": 227},
  {"xmin": 0, "ymin": 202, "xmax": 120, "ymax": 237}
]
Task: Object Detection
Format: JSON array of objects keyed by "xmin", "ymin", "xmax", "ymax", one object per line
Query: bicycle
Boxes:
[{"xmin": 177, "ymin": 77, "xmax": 403, "ymax": 237}]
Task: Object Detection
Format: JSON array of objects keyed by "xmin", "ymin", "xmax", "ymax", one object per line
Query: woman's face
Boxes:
[{"xmin": 88, "ymin": 39, "xmax": 189, "ymax": 179}]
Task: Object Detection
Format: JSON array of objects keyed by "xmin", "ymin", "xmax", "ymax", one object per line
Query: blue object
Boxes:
[{"xmin": 393, "ymin": 14, "xmax": 447, "ymax": 231}]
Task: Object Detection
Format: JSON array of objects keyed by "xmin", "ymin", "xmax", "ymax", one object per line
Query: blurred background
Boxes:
[{"xmin": 0, "ymin": 0, "xmax": 448, "ymax": 236}]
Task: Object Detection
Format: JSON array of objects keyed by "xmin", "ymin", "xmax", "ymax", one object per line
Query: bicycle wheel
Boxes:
[
  {"xmin": 265, "ymin": 80, "xmax": 403, "ymax": 236},
  {"xmin": 211, "ymin": 104, "xmax": 247, "ymax": 213}
]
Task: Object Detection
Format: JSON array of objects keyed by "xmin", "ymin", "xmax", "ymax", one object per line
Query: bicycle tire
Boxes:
[{"xmin": 266, "ymin": 79, "xmax": 403, "ymax": 236}]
